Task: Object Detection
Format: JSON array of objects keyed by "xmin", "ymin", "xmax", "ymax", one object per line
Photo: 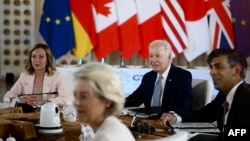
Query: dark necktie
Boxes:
[
  {"xmin": 152, "ymin": 75, "xmax": 162, "ymax": 107},
  {"xmin": 222, "ymin": 100, "xmax": 229, "ymax": 140},
  {"xmin": 223, "ymin": 101, "xmax": 229, "ymax": 125}
]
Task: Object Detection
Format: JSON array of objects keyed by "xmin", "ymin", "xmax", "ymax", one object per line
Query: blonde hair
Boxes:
[{"xmin": 74, "ymin": 62, "xmax": 125, "ymax": 116}]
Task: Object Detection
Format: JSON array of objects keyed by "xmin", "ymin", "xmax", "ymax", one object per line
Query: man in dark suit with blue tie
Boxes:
[
  {"xmin": 125, "ymin": 40, "xmax": 193, "ymax": 116},
  {"xmin": 160, "ymin": 49, "xmax": 250, "ymax": 140}
]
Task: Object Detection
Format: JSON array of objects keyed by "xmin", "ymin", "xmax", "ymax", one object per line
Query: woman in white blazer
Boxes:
[
  {"xmin": 4, "ymin": 43, "xmax": 70, "ymax": 106},
  {"xmin": 73, "ymin": 62, "xmax": 135, "ymax": 141}
]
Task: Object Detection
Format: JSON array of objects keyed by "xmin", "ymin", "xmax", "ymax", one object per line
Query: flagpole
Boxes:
[
  {"xmin": 143, "ymin": 59, "xmax": 149, "ymax": 68},
  {"xmin": 55, "ymin": 59, "xmax": 59, "ymax": 65},
  {"xmin": 90, "ymin": 51, "xmax": 94, "ymax": 62}
]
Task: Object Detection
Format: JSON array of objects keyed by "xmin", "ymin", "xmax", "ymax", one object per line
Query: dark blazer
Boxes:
[
  {"xmin": 125, "ymin": 65, "xmax": 193, "ymax": 116},
  {"xmin": 183, "ymin": 82, "xmax": 250, "ymax": 133}
]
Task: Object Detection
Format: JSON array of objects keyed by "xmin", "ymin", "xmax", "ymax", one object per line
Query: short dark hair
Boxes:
[
  {"xmin": 207, "ymin": 49, "xmax": 247, "ymax": 78},
  {"xmin": 25, "ymin": 43, "xmax": 56, "ymax": 75}
]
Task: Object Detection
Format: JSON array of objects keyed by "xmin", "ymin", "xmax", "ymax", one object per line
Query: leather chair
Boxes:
[{"xmin": 192, "ymin": 79, "xmax": 213, "ymax": 112}]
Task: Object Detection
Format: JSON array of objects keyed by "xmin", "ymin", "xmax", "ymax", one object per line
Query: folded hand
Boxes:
[
  {"xmin": 19, "ymin": 95, "xmax": 38, "ymax": 106},
  {"xmin": 159, "ymin": 112, "xmax": 177, "ymax": 128}
]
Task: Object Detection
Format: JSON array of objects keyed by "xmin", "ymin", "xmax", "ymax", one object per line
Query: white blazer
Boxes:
[
  {"xmin": 4, "ymin": 71, "xmax": 70, "ymax": 106},
  {"xmin": 94, "ymin": 116, "xmax": 135, "ymax": 141}
]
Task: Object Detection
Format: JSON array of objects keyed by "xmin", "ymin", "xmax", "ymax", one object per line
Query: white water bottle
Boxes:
[{"xmin": 62, "ymin": 102, "xmax": 77, "ymax": 122}]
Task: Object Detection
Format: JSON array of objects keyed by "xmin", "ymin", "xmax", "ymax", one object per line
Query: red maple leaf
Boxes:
[{"xmin": 92, "ymin": 0, "xmax": 112, "ymax": 16}]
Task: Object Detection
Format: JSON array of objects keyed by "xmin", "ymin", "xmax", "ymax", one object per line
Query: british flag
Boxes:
[{"xmin": 206, "ymin": 0, "xmax": 235, "ymax": 51}]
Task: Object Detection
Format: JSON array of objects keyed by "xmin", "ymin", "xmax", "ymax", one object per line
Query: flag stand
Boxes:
[
  {"xmin": 78, "ymin": 59, "xmax": 84, "ymax": 65},
  {"xmin": 101, "ymin": 58, "xmax": 105, "ymax": 64},
  {"xmin": 120, "ymin": 56, "xmax": 125, "ymax": 68}
]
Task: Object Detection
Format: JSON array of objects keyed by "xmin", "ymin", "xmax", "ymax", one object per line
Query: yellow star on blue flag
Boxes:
[{"xmin": 39, "ymin": 0, "xmax": 75, "ymax": 59}]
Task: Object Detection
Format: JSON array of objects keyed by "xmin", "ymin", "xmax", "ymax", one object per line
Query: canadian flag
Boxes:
[
  {"xmin": 135, "ymin": 0, "xmax": 165, "ymax": 59},
  {"xmin": 91, "ymin": 0, "xmax": 120, "ymax": 60},
  {"xmin": 182, "ymin": 0, "xmax": 211, "ymax": 62},
  {"xmin": 114, "ymin": 0, "xmax": 141, "ymax": 60}
]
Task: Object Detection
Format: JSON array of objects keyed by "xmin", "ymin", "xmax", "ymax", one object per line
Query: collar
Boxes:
[
  {"xmin": 160, "ymin": 65, "xmax": 171, "ymax": 80},
  {"xmin": 226, "ymin": 80, "xmax": 244, "ymax": 106}
]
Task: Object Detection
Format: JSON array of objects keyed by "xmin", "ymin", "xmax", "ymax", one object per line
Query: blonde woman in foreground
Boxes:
[{"xmin": 73, "ymin": 62, "xmax": 135, "ymax": 141}]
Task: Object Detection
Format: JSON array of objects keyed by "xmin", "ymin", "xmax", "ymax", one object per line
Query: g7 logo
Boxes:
[{"xmin": 133, "ymin": 74, "xmax": 144, "ymax": 81}]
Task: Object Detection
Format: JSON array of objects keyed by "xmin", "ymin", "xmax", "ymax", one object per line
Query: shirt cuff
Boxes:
[{"xmin": 169, "ymin": 111, "xmax": 182, "ymax": 123}]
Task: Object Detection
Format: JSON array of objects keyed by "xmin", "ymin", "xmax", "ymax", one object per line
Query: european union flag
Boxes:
[
  {"xmin": 231, "ymin": 0, "xmax": 250, "ymax": 57},
  {"xmin": 39, "ymin": 0, "xmax": 75, "ymax": 59}
]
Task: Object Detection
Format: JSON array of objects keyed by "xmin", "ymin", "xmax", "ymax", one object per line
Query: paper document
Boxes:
[
  {"xmin": 188, "ymin": 133, "xmax": 219, "ymax": 141},
  {"xmin": 121, "ymin": 107, "xmax": 161, "ymax": 118},
  {"xmin": 172, "ymin": 122, "xmax": 220, "ymax": 133}
]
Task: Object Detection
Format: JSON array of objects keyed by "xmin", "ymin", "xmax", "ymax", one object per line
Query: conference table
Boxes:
[
  {"xmin": 0, "ymin": 107, "xmax": 172, "ymax": 141},
  {"xmin": 119, "ymin": 115, "xmax": 172, "ymax": 140}
]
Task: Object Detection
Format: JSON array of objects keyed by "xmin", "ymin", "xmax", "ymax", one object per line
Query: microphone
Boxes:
[
  {"xmin": 130, "ymin": 112, "xmax": 139, "ymax": 127},
  {"xmin": 18, "ymin": 91, "xmax": 58, "ymax": 97},
  {"xmin": 166, "ymin": 121, "xmax": 176, "ymax": 134},
  {"xmin": 129, "ymin": 113, "xmax": 156, "ymax": 134}
]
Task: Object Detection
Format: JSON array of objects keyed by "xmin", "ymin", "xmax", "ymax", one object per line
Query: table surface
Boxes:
[{"xmin": 0, "ymin": 107, "xmax": 172, "ymax": 141}]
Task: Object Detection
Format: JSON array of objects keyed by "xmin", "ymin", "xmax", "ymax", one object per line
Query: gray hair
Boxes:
[
  {"xmin": 149, "ymin": 40, "xmax": 173, "ymax": 57},
  {"xmin": 73, "ymin": 62, "xmax": 125, "ymax": 116}
]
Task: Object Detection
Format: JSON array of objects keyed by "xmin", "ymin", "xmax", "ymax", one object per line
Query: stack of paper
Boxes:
[{"xmin": 172, "ymin": 122, "xmax": 220, "ymax": 133}]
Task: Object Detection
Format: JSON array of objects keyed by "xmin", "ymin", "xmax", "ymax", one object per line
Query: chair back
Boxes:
[{"xmin": 192, "ymin": 79, "xmax": 213, "ymax": 112}]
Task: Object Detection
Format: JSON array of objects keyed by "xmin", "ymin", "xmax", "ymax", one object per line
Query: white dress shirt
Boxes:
[
  {"xmin": 224, "ymin": 80, "xmax": 243, "ymax": 124},
  {"xmin": 151, "ymin": 65, "xmax": 170, "ymax": 106}
]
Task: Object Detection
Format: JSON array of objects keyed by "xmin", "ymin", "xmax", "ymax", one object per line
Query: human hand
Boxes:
[
  {"xmin": 19, "ymin": 95, "xmax": 37, "ymax": 106},
  {"xmin": 159, "ymin": 112, "xmax": 177, "ymax": 128}
]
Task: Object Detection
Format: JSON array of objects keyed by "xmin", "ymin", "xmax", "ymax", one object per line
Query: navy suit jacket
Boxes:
[
  {"xmin": 183, "ymin": 82, "xmax": 250, "ymax": 132},
  {"xmin": 125, "ymin": 65, "xmax": 193, "ymax": 116}
]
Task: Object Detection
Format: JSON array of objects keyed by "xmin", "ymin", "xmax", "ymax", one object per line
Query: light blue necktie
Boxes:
[{"xmin": 152, "ymin": 75, "xmax": 162, "ymax": 107}]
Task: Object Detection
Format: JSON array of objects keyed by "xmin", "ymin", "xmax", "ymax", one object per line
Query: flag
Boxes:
[
  {"xmin": 206, "ymin": 0, "xmax": 235, "ymax": 51},
  {"xmin": 70, "ymin": 0, "xmax": 96, "ymax": 59},
  {"xmin": 231, "ymin": 0, "xmax": 250, "ymax": 57},
  {"xmin": 135, "ymin": 0, "xmax": 164, "ymax": 59},
  {"xmin": 91, "ymin": 0, "xmax": 120, "ymax": 60},
  {"xmin": 182, "ymin": 0, "xmax": 210, "ymax": 62},
  {"xmin": 160, "ymin": 0, "xmax": 188, "ymax": 58},
  {"xmin": 39, "ymin": 0, "xmax": 75, "ymax": 59},
  {"xmin": 114, "ymin": 0, "xmax": 141, "ymax": 60}
]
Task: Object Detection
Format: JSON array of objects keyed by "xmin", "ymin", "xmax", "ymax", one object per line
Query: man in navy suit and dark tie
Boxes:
[
  {"xmin": 160, "ymin": 49, "xmax": 250, "ymax": 140},
  {"xmin": 125, "ymin": 40, "xmax": 193, "ymax": 117}
]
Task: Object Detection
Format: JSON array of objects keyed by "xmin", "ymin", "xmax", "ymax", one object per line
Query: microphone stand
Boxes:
[
  {"xmin": 18, "ymin": 92, "xmax": 58, "ymax": 97},
  {"xmin": 130, "ymin": 112, "xmax": 138, "ymax": 128}
]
